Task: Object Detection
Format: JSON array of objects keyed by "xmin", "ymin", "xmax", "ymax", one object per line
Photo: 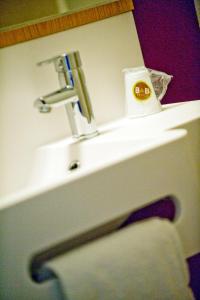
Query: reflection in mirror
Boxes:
[
  {"xmin": 0, "ymin": 0, "xmax": 134, "ymax": 48},
  {"xmin": 0, "ymin": 0, "xmax": 117, "ymax": 31}
]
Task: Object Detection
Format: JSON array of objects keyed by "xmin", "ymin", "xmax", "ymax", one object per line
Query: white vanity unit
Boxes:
[{"xmin": 0, "ymin": 100, "xmax": 200, "ymax": 300}]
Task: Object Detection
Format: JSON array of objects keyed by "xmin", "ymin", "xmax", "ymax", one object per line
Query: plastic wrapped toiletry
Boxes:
[{"xmin": 148, "ymin": 69, "xmax": 173, "ymax": 101}]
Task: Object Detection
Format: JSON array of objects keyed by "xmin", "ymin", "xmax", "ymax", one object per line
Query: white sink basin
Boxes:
[
  {"xmin": 29, "ymin": 100, "xmax": 200, "ymax": 189},
  {"xmin": 29, "ymin": 130, "xmax": 184, "ymax": 187},
  {"xmin": 0, "ymin": 101, "xmax": 200, "ymax": 300}
]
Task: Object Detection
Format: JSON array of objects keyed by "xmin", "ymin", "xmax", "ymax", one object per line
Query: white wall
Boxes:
[
  {"xmin": 0, "ymin": 12, "xmax": 144, "ymax": 196},
  {"xmin": 194, "ymin": 0, "xmax": 200, "ymax": 26}
]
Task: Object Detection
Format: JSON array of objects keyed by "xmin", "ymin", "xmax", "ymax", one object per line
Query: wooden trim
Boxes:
[{"xmin": 0, "ymin": 0, "xmax": 134, "ymax": 48}]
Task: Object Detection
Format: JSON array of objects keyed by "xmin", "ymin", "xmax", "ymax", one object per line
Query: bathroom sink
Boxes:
[
  {"xmin": 29, "ymin": 130, "xmax": 184, "ymax": 188},
  {"xmin": 29, "ymin": 100, "xmax": 200, "ymax": 189},
  {"xmin": 0, "ymin": 101, "xmax": 200, "ymax": 300}
]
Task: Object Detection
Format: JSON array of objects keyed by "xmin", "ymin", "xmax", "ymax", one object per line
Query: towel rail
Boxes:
[{"xmin": 31, "ymin": 196, "xmax": 177, "ymax": 283}]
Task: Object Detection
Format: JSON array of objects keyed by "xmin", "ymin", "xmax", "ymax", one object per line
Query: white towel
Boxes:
[{"xmin": 46, "ymin": 218, "xmax": 194, "ymax": 300}]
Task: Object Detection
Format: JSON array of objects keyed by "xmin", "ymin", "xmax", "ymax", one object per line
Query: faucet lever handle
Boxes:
[
  {"xmin": 37, "ymin": 52, "xmax": 82, "ymax": 71},
  {"xmin": 37, "ymin": 55, "xmax": 62, "ymax": 67}
]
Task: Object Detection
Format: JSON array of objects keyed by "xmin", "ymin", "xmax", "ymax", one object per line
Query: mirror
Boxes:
[
  {"xmin": 0, "ymin": 0, "xmax": 133, "ymax": 48},
  {"xmin": 0, "ymin": 0, "xmax": 117, "ymax": 31}
]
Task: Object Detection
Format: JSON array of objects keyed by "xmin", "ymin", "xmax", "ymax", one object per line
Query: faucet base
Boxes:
[{"xmin": 74, "ymin": 130, "xmax": 99, "ymax": 140}]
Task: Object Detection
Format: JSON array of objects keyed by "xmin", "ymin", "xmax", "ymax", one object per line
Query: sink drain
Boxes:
[{"xmin": 68, "ymin": 160, "xmax": 80, "ymax": 171}]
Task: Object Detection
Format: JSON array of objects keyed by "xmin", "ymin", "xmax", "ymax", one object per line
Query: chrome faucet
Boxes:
[{"xmin": 34, "ymin": 51, "xmax": 98, "ymax": 139}]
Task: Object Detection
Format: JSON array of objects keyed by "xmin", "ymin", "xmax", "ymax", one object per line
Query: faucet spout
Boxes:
[{"xmin": 34, "ymin": 87, "xmax": 78, "ymax": 113}]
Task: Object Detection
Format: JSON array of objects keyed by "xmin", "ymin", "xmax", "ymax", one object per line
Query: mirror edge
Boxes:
[{"xmin": 0, "ymin": 0, "xmax": 134, "ymax": 48}]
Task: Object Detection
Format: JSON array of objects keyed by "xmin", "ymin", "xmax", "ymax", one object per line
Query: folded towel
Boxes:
[{"xmin": 46, "ymin": 218, "xmax": 194, "ymax": 300}]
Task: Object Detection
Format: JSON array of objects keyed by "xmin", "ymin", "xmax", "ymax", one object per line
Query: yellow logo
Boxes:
[{"xmin": 133, "ymin": 81, "xmax": 151, "ymax": 101}]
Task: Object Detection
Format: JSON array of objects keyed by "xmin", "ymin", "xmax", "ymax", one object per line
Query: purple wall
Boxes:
[
  {"xmin": 122, "ymin": 2, "xmax": 200, "ymax": 298},
  {"xmin": 133, "ymin": 0, "xmax": 200, "ymax": 104}
]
